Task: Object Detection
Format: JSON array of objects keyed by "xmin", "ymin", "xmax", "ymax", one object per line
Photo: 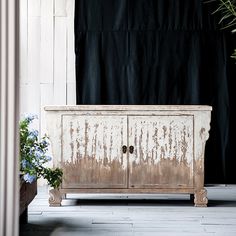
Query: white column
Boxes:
[{"xmin": 0, "ymin": 0, "xmax": 20, "ymax": 235}]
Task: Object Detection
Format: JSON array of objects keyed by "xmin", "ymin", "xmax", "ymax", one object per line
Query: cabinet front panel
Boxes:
[
  {"xmin": 61, "ymin": 115, "xmax": 127, "ymax": 188},
  {"xmin": 129, "ymin": 115, "xmax": 194, "ymax": 188}
]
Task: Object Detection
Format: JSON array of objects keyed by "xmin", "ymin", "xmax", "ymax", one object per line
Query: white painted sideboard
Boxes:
[{"xmin": 44, "ymin": 105, "xmax": 212, "ymax": 207}]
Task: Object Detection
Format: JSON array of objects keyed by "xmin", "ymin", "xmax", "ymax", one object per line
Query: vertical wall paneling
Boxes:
[
  {"xmin": 19, "ymin": 0, "xmax": 28, "ymax": 85},
  {"xmin": 54, "ymin": 17, "xmax": 67, "ymax": 104},
  {"xmin": 20, "ymin": 0, "xmax": 76, "ymax": 138},
  {"xmin": 66, "ymin": 0, "xmax": 75, "ymax": 83},
  {"xmin": 19, "ymin": 85, "xmax": 29, "ymax": 114},
  {"xmin": 28, "ymin": 0, "xmax": 41, "ymax": 17},
  {"xmin": 40, "ymin": 0, "xmax": 54, "ymax": 84},
  {"xmin": 66, "ymin": 82, "xmax": 76, "ymax": 104},
  {"xmin": 40, "ymin": 0, "xmax": 54, "ymax": 134},
  {"xmin": 40, "ymin": 84, "xmax": 54, "ymax": 135},
  {"xmin": 66, "ymin": 0, "xmax": 76, "ymax": 104},
  {"xmin": 27, "ymin": 4, "xmax": 41, "ymax": 130},
  {"xmin": 55, "ymin": 0, "xmax": 67, "ymax": 17}
]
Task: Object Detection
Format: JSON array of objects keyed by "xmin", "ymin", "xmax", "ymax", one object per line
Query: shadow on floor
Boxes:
[
  {"xmin": 66, "ymin": 198, "xmax": 236, "ymax": 207},
  {"xmin": 20, "ymin": 220, "xmax": 77, "ymax": 236},
  {"xmin": 208, "ymin": 199, "xmax": 236, "ymax": 207},
  {"xmin": 71, "ymin": 198, "xmax": 194, "ymax": 206}
]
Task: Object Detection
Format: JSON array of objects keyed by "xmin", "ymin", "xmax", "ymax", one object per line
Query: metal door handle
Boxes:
[
  {"xmin": 122, "ymin": 145, "xmax": 127, "ymax": 154},
  {"xmin": 129, "ymin": 146, "xmax": 134, "ymax": 154}
]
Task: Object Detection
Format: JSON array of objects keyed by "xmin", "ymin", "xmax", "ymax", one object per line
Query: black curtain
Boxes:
[{"xmin": 74, "ymin": 0, "xmax": 236, "ymax": 184}]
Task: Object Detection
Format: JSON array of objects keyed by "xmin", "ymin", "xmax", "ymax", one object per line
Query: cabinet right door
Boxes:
[{"xmin": 128, "ymin": 115, "xmax": 194, "ymax": 188}]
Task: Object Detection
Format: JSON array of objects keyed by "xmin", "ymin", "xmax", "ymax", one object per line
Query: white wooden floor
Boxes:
[{"xmin": 20, "ymin": 185, "xmax": 236, "ymax": 236}]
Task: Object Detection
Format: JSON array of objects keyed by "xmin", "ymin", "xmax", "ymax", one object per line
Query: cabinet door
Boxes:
[
  {"xmin": 61, "ymin": 115, "xmax": 127, "ymax": 188},
  {"xmin": 128, "ymin": 115, "xmax": 194, "ymax": 188}
]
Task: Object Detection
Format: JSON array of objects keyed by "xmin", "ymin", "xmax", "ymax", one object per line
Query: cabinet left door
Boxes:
[{"xmin": 61, "ymin": 114, "xmax": 128, "ymax": 189}]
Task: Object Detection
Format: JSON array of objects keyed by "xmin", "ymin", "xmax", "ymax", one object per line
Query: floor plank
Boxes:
[{"xmin": 20, "ymin": 185, "xmax": 236, "ymax": 236}]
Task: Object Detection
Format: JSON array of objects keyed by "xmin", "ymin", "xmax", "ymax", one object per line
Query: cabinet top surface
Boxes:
[{"xmin": 44, "ymin": 105, "xmax": 212, "ymax": 111}]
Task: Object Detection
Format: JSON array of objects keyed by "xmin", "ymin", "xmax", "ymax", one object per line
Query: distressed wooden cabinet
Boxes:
[{"xmin": 44, "ymin": 105, "xmax": 212, "ymax": 207}]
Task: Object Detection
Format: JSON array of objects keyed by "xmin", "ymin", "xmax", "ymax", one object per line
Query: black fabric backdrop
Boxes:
[{"xmin": 74, "ymin": 0, "xmax": 236, "ymax": 184}]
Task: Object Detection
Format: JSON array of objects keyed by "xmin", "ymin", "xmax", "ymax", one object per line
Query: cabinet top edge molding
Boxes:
[{"xmin": 44, "ymin": 105, "xmax": 212, "ymax": 111}]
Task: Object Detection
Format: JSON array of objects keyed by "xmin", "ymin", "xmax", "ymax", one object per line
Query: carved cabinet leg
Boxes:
[
  {"xmin": 194, "ymin": 188, "xmax": 208, "ymax": 207},
  {"xmin": 49, "ymin": 188, "xmax": 62, "ymax": 207}
]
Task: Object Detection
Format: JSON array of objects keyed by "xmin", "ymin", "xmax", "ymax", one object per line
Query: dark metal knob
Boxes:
[
  {"xmin": 129, "ymin": 146, "xmax": 134, "ymax": 154},
  {"xmin": 122, "ymin": 145, "xmax": 127, "ymax": 154}
]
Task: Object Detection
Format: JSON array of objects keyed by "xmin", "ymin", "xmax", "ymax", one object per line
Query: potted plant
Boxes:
[
  {"xmin": 20, "ymin": 114, "xmax": 63, "ymax": 207},
  {"xmin": 44, "ymin": 167, "xmax": 63, "ymax": 206}
]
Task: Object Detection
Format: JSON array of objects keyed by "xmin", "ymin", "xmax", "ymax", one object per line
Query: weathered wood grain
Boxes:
[
  {"xmin": 129, "ymin": 115, "xmax": 194, "ymax": 188},
  {"xmin": 61, "ymin": 115, "xmax": 127, "ymax": 188},
  {"xmin": 45, "ymin": 105, "xmax": 212, "ymax": 207}
]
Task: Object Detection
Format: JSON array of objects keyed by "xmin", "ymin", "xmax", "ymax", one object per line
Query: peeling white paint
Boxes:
[
  {"xmin": 62, "ymin": 115, "xmax": 127, "ymax": 170},
  {"xmin": 129, "ymin": 115, "xmax": 194, "ymax": 165},
  {"xmin": 44, "ymin": 105, "xmax": 211, "ymax": 200}
]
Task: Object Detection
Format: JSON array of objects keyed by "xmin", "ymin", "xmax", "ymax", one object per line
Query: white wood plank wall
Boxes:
[{"xmin": 20, "ymin": 0, "xmax": 76, "ymax": 135}]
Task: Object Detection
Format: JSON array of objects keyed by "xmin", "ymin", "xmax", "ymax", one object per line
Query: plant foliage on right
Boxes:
[{"xmin": 206, "ymin": 0, "xmax": 236, "ymax": 60}]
